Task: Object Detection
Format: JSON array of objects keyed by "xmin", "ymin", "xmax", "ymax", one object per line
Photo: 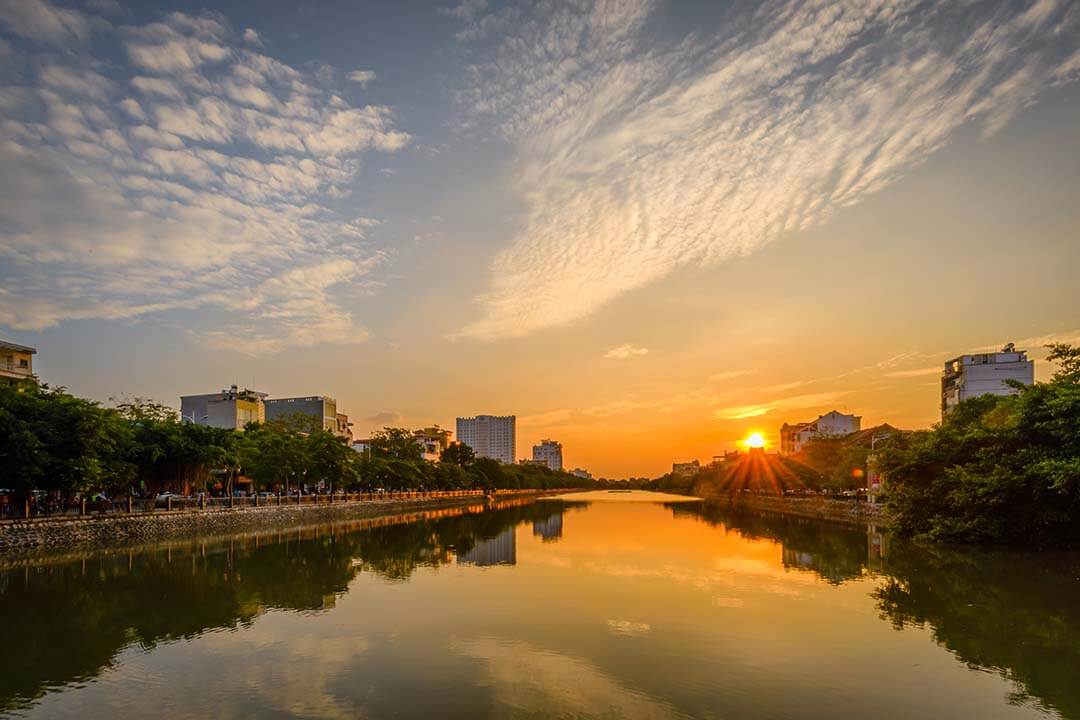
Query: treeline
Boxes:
[
  {"xmin": 877, "ymin": 344, "xmax": 1080, "ymax": 546},
  {"xmin": 0, "ymin": 385, "xmax": 595, "ymax": 499}
]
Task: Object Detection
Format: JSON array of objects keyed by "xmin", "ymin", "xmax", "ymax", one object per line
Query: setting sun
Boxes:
[{"xmin": 744, "ymin": 432, "xmax": 766, "ymax": 449}]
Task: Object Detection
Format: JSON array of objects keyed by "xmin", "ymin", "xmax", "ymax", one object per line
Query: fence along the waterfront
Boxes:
[{"xmin": 1, "ymin": 489, "xmax": 565, "ymax": 521}]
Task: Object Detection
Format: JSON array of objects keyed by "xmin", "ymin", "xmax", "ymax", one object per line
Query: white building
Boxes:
[
  {"xmin": 532, "ymin": 439, "xmax": 563, "ymax": 471},
  {"xmin": 570, "ymin": 468, "xmax": 592, "ymax": 480},
  {"xmin": 672, "ymin": 460, "xmax": 700, "ymax": 476},
  {"xmin": 414, "ymin": 426, "xmax": 453, "ymax": 462},
  {"xmin": 779, "ymin": 410, "xmax": 861, "ymax": 455},
  {"xmin": 942, "ymin": 344, "xmax": 1034, "ymax": 417},
  {"xmin": 456, "ymin": 415, "xmax": 516, "ymax": 464},
  {"xmin": 180, "ymin": 385, "xmax": 267, "ymax": 430}
]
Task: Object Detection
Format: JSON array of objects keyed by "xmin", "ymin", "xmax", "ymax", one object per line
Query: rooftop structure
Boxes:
[{"xmin": 0, "ymin": 339, "xmax": 36, "ymax": 385}]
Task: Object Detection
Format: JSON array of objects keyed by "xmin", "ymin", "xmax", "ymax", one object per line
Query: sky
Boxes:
[{"xmin": 1, "ymin": 0, "xmax": 1078, "ymax": 478}]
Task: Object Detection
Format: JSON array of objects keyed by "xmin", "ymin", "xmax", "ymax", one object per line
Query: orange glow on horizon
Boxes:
[{"xmin": 744, "ymin": 432, "xmax": 766, "ymax": 449}]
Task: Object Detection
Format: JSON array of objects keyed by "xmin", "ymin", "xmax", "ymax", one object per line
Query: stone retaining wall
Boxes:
[
  {"xmin": 705, "ymin": 493, "xmax": 890, "ymax": 527},
  {"xmin": 0, "ymin": 493, "xmax": 559, "ymax": 552}
]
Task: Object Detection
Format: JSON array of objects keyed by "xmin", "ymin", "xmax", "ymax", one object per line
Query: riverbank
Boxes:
[
  {"xmin": 700, "ymin": 493, "xmax": 890, "ymax": 527},
  {"xmin": 0, "ymin": 490, "xmax": 576, "ymax": 552}
]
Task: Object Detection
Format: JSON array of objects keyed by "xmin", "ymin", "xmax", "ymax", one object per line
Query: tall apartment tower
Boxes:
[
  {"xmin": 941, "ymin": 343, "xmax": 1034, "ymax": 417},
  {"xmin": 456, "ymin": 415, "xmax": 516, "ymax": 464},
  {"xmin": 532, "ymin": 439, "xmax": 564, "ymax": 471}
]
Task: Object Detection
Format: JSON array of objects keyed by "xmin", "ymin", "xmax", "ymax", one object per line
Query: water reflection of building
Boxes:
[
  {"xmin": 457, "ymin": 527, "xmax": 517, "ymax": 566},
  {"xmin": 532, "ymin": 513, "xmax": 563, "ymax": 542}
]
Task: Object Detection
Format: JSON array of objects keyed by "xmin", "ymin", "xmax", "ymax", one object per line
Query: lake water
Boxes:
[{"xmin": 2, "ymin": 490, "xmax": 1078, "ymax": 719}]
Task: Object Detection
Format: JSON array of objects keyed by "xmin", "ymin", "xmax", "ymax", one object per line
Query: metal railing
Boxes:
[{"xmin": 0, "ymin": 488, "xmax": 566, "ymax": 521}]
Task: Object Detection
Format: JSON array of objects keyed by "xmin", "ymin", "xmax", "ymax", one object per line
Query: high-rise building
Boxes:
[
  {"xmin": 180, "ymin": 385, "xmax": 267, "ymax": 430},
  {"xmin": 941, "ymin": 343, "xmax": 1034, "ymax": 417},
  {"xmin": 779, "ymin": 411, "xmax": 861, "ymax": 455},
  {"xmin": 457, "ymin": 527, "xmax": 517, "ymax": 566},
  {"xmin": 532, "ymin": 439, "xmax": 563, "ymax": 471},
  {"xmin": 456, "ymin": 415, "xmax": 516, "ymax": 464}
]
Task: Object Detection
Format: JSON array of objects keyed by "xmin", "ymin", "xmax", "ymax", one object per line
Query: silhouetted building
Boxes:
[{"xmin": 672, "ymin": 460, "xmax": 700, "ymax": 476}]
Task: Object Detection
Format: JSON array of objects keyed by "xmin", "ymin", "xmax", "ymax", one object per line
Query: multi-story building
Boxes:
[
  {"xmin": 180, "ymin": 385, "xmax": 267, "ymax": 430},
  {"xmin": 457, "ymin": 527, "xmax": 517, "ymax": 566},
  {"xmin": 941, "ymin": 343, "xmax": 1034, "ymax": 417},
  {"xmin": 456, "ymin": 415, "xmax": 516, "ymax": 464},
  {"xmin": 0, "ymin": 340, "xmax": 36, "ymax": 385},
  {"xmin": 672, "ymin": 460, "xmax": 700, "ymax": 476},
  {"xmin": 532, "ymin": 439, "xmax": 564, "ymax": 471},
  {"xmin": 414, "ymin": 426, "xmax": 453, "ymax": 461},
  {"xmin": 779, "ymin": 410, "xmax": 861, "ymax": 455},
  {"xmin": 335, "ymin": 413, "xmax": 353, "ymax": 443},
  {"xmin": 570, "ymin": 468, "xmax": 592, "ymax": 480},
  {"xmin": 265, "ymin": 396, "xmax": 341, "ymax": 434}
]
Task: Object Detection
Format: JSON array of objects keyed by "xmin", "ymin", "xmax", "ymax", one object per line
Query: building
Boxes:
[
  {"xmin": 942, "ymin": 343, "xmax": 1034, "ymax": 417},
  {"xmin": 456, "ymin": 415, "xmax": 516, "ymax": 464},
  {"xmin": 779, "ymin": 410, "xmax": 862, "ymax": 455},
  {"xmin": 532, "ymin": 439, "xmax": 564, "ymax": 471},
  {"xmin": 180, "ymin": 385, "xmax": 267, "ymax": 430},
  {"xmin": 265, "ymin": 396, "xmax": 345, "ymax": 436},
  {"xmin": 0, "ymin": 339, "xmax": 36, "ymax": 385},
  {"xmin": 414, "ymin": 426, "xmax": 453, "ymax": 461},
  {"xmin": 672, "ymin": 460, "xmax": 700, "ymax": 476},
  {"xmin": 533, "ymin": 513, "xmax": 564, "ymax": 542},
  {"xmin": 457, "ymin": 527, "xmax": 517, "ymax": 566},
  {"xmin": 570, "ymin": 468, "xmax": 592, "ymax": 480},
  {"xmin": 335, "ymin": 413, "xmax": 354, "ymax": 443},
  {"xmin": 351, "ymin": 438, "xmax": 372, "ymax": 454}
]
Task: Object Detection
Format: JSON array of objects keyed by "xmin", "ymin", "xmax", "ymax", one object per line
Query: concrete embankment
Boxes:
[
  {"xmin": 702, "ymin": 493, "xmax": 890, "ymax": 527},
  {"xmin": 0, "ymin": 490, "xmax": 570, "ymax": 552}
]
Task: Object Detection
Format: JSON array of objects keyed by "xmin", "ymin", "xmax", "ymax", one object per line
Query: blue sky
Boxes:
[{"xmin": 1, "ymin": 0, "xmax": 1078, "ymax": 475}]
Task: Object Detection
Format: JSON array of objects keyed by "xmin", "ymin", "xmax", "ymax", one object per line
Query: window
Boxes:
[{"xmin": 19, "ymin": 359, "xmax": 28, "ymax": 368}]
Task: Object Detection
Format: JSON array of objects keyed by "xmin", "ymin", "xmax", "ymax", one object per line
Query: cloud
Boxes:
[
  {"xmin": 0, "ymin": 3, "xmax": 408, "ymax": 351},
  {"xmin": 604, "ymin": 343, "xmax": 648, "ymax": 360},
  {"xmin": 0, "ymin": 0, "xmax": 93, "ymax": 45},
  {"xmin": 713, "ymin": 392, "xmax": 850, "ymax": 421},
  {"xmin": 242, "ymin": 27, "xmax": 262, "ymax": 46},
  {"xmin": 365, "ymin": 410, "xmax": 402, "ymax": 424},
  {"xmin": 454, "ymin": 0, "xmax": 1080, "ymax": 339},
  {"xmin": 346, "ymin": 69, "xmax": 376, "ymax": 88},
  {"xmin": 884, "ymin": 366, "xmax": 942, "ymax": 378},
  {"xmin": 709, "ymin": 369, "xmax": 758, "ymax": 382},
  {"xmin": 438, "ymin": 0, "xmax": 487, "ymax": 22}
]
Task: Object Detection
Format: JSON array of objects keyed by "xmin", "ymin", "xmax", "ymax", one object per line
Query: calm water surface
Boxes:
[{"xmin": 2, "ymin": 491, "xmax": 1078, "ymax": 719}]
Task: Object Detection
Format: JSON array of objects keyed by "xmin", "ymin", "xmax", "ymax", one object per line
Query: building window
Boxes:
[{"xmin": 19, "ymin": 359, "xmax": 28, "ymax": 368}]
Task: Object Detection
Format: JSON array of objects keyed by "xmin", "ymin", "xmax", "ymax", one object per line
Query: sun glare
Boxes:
[{"xmin": 744, "ymin": 432, "xmax": 766, "ymax": 449}]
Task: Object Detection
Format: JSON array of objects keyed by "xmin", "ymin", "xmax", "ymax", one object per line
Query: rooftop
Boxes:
[{"xmin": 0, "ymin": 339, "xmax": 36, "ymax": 354}]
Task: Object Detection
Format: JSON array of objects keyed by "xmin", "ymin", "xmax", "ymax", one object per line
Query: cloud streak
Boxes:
[
  {"xmin": 0, "ymin": 2, "xmax": 407, "ymax": 351},
  {"xmin": 454, "ymin": 0, "xmax": 1080, "ymax": 339}
]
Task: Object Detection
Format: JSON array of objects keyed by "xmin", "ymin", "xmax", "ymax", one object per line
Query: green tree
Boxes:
[
  {"xmin": 370, "ymin": 427, "xmax": 423, "ymax": 462},
  {"xmin": 440, "ymin": 441, "xmax": 475, "ymax": 468}
]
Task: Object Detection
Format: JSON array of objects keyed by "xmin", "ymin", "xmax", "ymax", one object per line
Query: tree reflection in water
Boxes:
[
  {"xmin": 0, "ymin": 499, "xmax": 573, "ymax": 712},
  {"xmin": 672, "ymin": 500, "xmax": 1080, "ymax": 719}
]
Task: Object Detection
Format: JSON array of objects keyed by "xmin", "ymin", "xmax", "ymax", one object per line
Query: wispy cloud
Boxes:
[
  {"xmin": 604, "ymin": 343, "xmax": 648, "ymax": 360},
  {"xmin": 884, "ymin": 366, "xmax": 941, "ymax": 378},
  {"xmin": 713, "ymin": 391, "xmax": 850, "ymax": 421},
  {"xmin": 0, "ymin": 2, "xmax": 408, "ymax": 351},
  {"xmin": 454, "ymin": 0, "xmax": 1080, "ymax": 339},
  {"xmin": 709, "ymin": 369, "xmax": 757, "ymax": 382},
  {"xmin": 346, "ymin": 69, "xmax": 376, "ymax": 88},
  {"xmin": 365, "ymin": 410, "xmax": 402, "ymax": 424}
]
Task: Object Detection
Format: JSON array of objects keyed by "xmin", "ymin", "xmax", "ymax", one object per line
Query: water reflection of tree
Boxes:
[
  {"xmin": 0, "ymin": 500, "xmax": 570, "ymax": 712},
  {"xmin": 875, "ymin": 542, "xmax": 1080, "ymax": 719},
  {"xmin": 674, "ymin": 500, "xmax": 1080, "ymax": 717},
  {"xmin": 670, "ymin": 501, "xmax": 875, "ymax": 584}
]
